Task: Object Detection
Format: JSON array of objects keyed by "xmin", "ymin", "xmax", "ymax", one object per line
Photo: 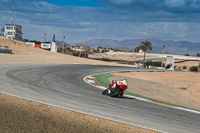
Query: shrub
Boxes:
[
  {"xmin": 183, "ymin": 65, "xmax": 187, "ymax": 70},
  {"xmin": 145, "ymin": 61, "xmax": 164, "ymax": 68},
  {"xmin": 101, "ymin": 58, "xmax": 111, "ymax": 62},
  {"xmin": 189, "ymin": 66, "xmax": 199, "ymax": 72},
  {"xmin": 179, "ymin": 87, "xmax": 187, "ymax": 90},
  {"xmin": 145, "ymin": 61, "xmax": 151, "ymax": 67},
  {"xmin": 184, "ymin": 54, "xmax": 190, "ymax": 56}
]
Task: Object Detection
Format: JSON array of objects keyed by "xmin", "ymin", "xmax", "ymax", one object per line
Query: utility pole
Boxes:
[
  {"xmin": 44, "ymin": 33, "xmax": 46, "ymax": 42},
  {"xmin": 161, "ymin": 45, "xmax": 165, "ymax": 68},
  {"xmin": 187, "ymin": 48, "xmax": 189, "ymax": 55},
  {"xmin": 85, "ymin": 35, "xmax": 87, "ymax": 58},
  {"xmin": 133, "ymin": 42, "xmax": 135, "ymax": 54},
  {"xmin": 62, "ymin": 36, "xmax": 65, "ymax": 54},
  {"xmin": 12, "ymin": 0, "xmax": 15, "ymax": 25}
]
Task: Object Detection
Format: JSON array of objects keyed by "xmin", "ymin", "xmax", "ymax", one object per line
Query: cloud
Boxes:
[
  {"xmin": 165, "ymin": 0, "xmax": 200, "ymax": 8},
  {"xmin": 165, "ymin": 0, "xmax": 186, "ymax": 8},
  {"xmin": 108, "ymin": 0, "xmax": 134, "ymax": 5},
  {"xmin": 0, "ymin": 0, "xmax": 200, "ymax": 43},
  {"xmin": 100, "ymin": 0, "xmax": 200, "ymax": 13},
  {"xmin": 0, "ymin": 0, "xmax": 10, "ymax": 2}
]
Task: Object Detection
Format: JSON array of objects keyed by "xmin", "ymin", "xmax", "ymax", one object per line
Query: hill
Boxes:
[
  {"xmin": 0, "ymin": 37, "xmax": 128, "ymax": 66},
  {"xmin": 74, "ymin": 39, "xmax": 200, "ymax": 56}
]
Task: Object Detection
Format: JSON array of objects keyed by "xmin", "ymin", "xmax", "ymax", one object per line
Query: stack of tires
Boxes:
[{"xmin": 0, "ymin": 47, "xmax": 12, "ymax": 54}]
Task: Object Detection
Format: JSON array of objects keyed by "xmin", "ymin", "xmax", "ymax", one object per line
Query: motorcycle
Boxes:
[
  {"xmin": 166, "ymin": 64, "xmax": 172, "ymax": 70},
  {"xmin": 102, "ymin": 85, "xmax": 123, "ymax": 97}
]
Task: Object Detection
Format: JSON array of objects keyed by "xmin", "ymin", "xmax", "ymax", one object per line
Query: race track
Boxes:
[{"xmin": 0, "ymin": 64, "xmax": 200, "ymax": 133}]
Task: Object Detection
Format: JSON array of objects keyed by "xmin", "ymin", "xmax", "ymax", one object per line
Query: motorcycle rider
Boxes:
[
  {"xmin": 109, "ymin": 80, "xmax": 117, "ymax": 89},
  {"xmin": 166, "ymin": 61, "xmax": 172, "ymax": 70},
  {"xmin": 117, "ymin": 79, "xmax": 128, "ymax": 96},
  {"xmin": 106, "ymin": 79, "xmax": 128, "ymax": 96}
]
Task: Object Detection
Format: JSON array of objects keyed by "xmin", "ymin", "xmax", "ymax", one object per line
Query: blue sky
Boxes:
[
  {"xmin": 45, "ymin": 0, "xmax": 104, "ymax": 7},
  {"xmin": 1, "ymin": 0, "xmax": 200, "ymax": 43}
]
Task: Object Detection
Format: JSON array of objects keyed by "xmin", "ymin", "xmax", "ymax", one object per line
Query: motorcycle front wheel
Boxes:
[{"xmin": 102, "ymin": 89, "xmax": 107, "ymax": 95}]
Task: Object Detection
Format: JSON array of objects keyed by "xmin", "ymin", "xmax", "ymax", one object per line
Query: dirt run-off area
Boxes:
[
  {"xmin": 109, "ymin": 71, "xmax": 200, "ymax": 110},
  {"xmin": 0, "ymin": 37, "xmax": 200, "ymax": 132}
]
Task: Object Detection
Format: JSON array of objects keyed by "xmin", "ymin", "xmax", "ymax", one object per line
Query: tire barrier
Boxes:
[
  {"xmin": 0, "ymin": 47, "xmax": 12, "ymax": 54},
  {"xmin": 73, "ymin": 52, "xmax": 88, "ymax": 58}
]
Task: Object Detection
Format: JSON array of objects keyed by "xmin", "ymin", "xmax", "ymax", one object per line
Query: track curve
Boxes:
[{"xmin": 0, "ymin": 64, "xmax": 200, "ymax": 133}]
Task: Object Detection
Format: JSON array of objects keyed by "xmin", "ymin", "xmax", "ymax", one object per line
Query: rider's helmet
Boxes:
[{"xmin": 123, "ymin": 79, "xmax": 127, "ymax": 82}]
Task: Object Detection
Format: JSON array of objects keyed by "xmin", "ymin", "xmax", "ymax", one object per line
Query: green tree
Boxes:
[
  {"xmin": 184, "ymin": 54, "xmax": 190, "ymax": 56},
  {"xmin": 140, "ymin": 40, "xmax": 152, "ymax": 67},
  {"xmin": 134, "ymin": 46, "xmax": 142, "ymax": 52},
  {"xmin": 23, "ymin": 39, "xmax": 29, "ymax": 42},
  {"xmin": 189, "ymin": 66, "xmax": 199, "ymax": 72},
  {"xmin": 183, "ymin": 65, "xmax": 187, "ymax": 70}
]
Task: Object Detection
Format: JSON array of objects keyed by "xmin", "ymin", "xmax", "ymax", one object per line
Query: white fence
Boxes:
[{"xmin": 102, "ymin": 52, "xmax": 200, "ymax": 61}]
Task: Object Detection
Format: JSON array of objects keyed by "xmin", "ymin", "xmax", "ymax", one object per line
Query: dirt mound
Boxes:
[
  {"xmin": 0, "ymin": 37, "xmax": 59, "ymax": 56},
  {"xmin": 0, "ymin": 37, "xmax": 133, "ymax": 66}
]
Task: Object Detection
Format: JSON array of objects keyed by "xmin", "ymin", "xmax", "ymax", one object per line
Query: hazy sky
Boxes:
[{"xmin": 1, "ymin": 0, "xmax": 200, "ymax": 43}]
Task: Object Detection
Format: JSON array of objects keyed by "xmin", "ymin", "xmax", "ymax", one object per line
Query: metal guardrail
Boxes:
[{"xmin": 0, "ymin": 47, "xmax": 12, "ymax": 54}]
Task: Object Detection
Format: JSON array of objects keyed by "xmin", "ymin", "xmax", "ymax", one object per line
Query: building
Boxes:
[
  {"xmin": 51, "ymin": 41, "xmax": 57, "ymax": 53},
  {"xmin": 1, "ymin": 24, "xmax": 23, "ymax": 41},
  {"xmin": 139, "ymin": 49, "xmax": 143, "ymax": 53},
  {"xmin": 70, "ymin": 47, "xmax": 85, "ymax": 52}
]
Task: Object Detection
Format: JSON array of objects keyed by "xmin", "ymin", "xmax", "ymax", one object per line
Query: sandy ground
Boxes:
[
  {"xmin": 0, "ymin": 38, "xmax": 156, "ymax": 133},
  {"xmin": 175, "ymin": 60, "xmax": 200, "ymax": 70},
  {"xmin": 109, "ymin": 71, "xmax": 200, "ymax": 110}
]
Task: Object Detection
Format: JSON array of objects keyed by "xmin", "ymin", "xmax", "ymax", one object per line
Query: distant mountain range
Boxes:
[
  {"xmin": 72, "ymin": 39, "xmax": 200, "ymax": 56},
  {"xmin": 55, "ymin": 41, "xmax": 70, "ymax": 47}
]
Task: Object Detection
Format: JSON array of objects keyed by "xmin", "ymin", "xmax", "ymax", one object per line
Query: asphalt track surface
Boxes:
[{"xmin": 0, "ymin": 64, "xmax": 200, "ymax": 133}]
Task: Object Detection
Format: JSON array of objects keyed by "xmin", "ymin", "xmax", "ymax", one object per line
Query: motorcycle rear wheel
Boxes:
[{"xmin": 109, "ymin": 87, "xmax": 121, "ymax": 97}]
